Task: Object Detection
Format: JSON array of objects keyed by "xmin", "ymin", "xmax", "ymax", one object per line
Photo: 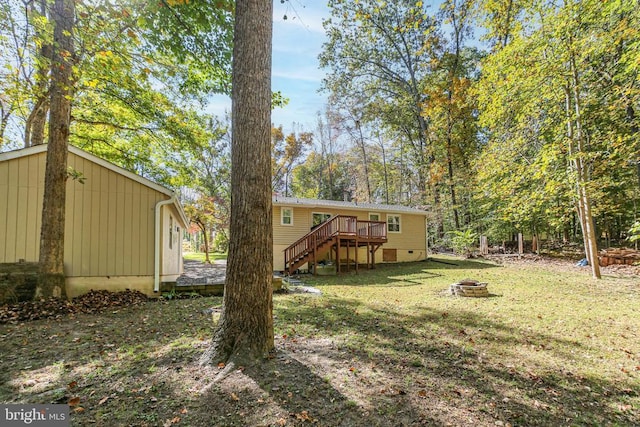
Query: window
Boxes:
[
  {"xmin": 387, "ymin": 214, "xmax": 401, "ymax": 233},
  {"xmin": 369, "ymin": 213, "xmax": 381, "ymax": 221},
  {"xmin": 312, "ymin": 212, "xmax": 332, "ymax": 227},
  {"xmin": 281, "ymin": 207, "xmax": 293, "ymax": 225}
]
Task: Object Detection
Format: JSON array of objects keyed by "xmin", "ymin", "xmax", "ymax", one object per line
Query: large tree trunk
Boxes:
[
  {"xmin": 200, "ymin": 0, "xmax": 274, "ymax": 366},
  {"xmin": 37, "ymin": 0, "xmax": 75, "ymax": 299}
]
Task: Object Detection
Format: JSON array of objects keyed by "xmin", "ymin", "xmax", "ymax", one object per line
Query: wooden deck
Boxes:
[{"xmin": 284, "ymin": 215, "xmax": 388, "ymax": 276}]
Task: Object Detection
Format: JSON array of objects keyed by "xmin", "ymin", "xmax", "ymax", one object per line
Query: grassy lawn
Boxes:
[
  {"xmin": 1, "ymin": 256, "xmax": 638, "ymax": 426},
  {"xmin": 183, "ymin": 252, "xmax": 227, "ymax": 263}
]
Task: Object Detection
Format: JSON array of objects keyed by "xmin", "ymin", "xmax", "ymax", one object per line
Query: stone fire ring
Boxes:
[{"xmin": 450, "ymin": 279, "xmax": 489, "ymax": 297}]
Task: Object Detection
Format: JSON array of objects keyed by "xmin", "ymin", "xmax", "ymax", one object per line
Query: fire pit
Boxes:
[{"xmin": 450, "ymin": 279, "xmax": 489, "ymax": 297}]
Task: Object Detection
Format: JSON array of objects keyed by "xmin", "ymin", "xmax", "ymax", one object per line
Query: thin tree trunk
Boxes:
[
  {"xmin": 564, "ymin": 67, "xmax": 601, "ymax": 279},
  {"xmin": 446, "ymin": 142, "xmax": 460, "ymax": 229},
  {"xmin": 25, "ymin": 0, "xmax": 50, "ymax": 147},
  {"xmin": 201, "ymin": 0, "xmax": 274, "ymax": 366},
  {"xmin": 377, "ymin": 133, "xmax": 390, "ymax": 204},
  {"xmin": 355, "ymin": 120, "xmax": 371, "ymax": 202},
  {"xmin": 37, "ymin": 0, "xmax": 75, "ymax": 298},
  {"xmin": 197, "ymin": 222, "xmax": 211, "ymax": 264},
  {"xmin": 570, "ymin": 53, "xmax": 600, "ymax": 279},
  {"xmin": 0, "ymin": 103, "xmax": 13, "ymax": 147}
]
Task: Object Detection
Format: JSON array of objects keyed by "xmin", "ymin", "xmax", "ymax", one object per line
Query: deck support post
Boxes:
[{"xmin": 355, "ymin": 236, "xmax": 358, "ymax": 274}]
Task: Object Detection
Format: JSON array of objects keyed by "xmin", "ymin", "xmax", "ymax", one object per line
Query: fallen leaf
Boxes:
[
  {"xmin": 68, "ymin": 397, "xmax": 80, "ymax": 407},
  {"xmin": 231, "ymin": 392, "xmax": 239, "ymax": 401},
  {"xmin": 180, "ymin": 408, "xmax": 188, "ymax": 414},
  {"xmin": 73, "ymin": 407, "xmax": 84, "ymax": 413},
  {"xmin": 217, "ymin": 362, "xmax": 225, "ymax": 369},
  {"xmin": 68, "ymin": 381, "xmax": 78, "ymax": 390},
  {"xmin": 98, "ymin": 396, "xmax": 110, "ymax": 405},
  {"xmin": 417, "ymin": 390, "xmax": 427, "ymax": 398},
  {"xmin": 292, "ymin": 410, "xmax": 313, "ymax": 421}
]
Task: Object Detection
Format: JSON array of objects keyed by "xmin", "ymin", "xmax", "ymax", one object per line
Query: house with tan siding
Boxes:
[
  {"xmin": 0, "ymin": 145, "xmax": 187, "ymax": 298},
  {"xmin": 272, "ymin": 196, "xmax": 429, "ymax": 274}
]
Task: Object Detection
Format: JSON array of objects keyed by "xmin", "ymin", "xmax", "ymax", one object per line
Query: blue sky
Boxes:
[{"xmin": 208, "ymin": 1, "xmax": 330, "ymax": 133}]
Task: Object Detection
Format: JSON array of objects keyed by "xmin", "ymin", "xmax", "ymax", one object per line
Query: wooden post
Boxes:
[
  {"xmin": 480, "ymin": 235, "xmax": 488, "ymax": 255},
  {"xmin": 336, "ymin": 239, "xmax": 340, "ymax": 274},
  {"xmin": 355, "ymin": 236, "xmax": 358, "ymax": 274},
  {"xmin": 312, "ymin": 235, "xmax": 317, "ymax": 275},
  {"xmin": 518, "ymin": 233, "xmax": 523, "ymax": 258},
  {"xmin": 345, "ymin": 240, "xmax": 350, "ymax": 273},
  {"xmin": 371, "ymin": 245, "xmax": 376, "ymax": 269}
]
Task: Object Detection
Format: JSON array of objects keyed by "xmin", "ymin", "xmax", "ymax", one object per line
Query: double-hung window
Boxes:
[
  {"xmin": 281, "ymin": 208, "xmax": 293, "ymax": 226},
  {"xmin": 387, "ymin": 214, "xmax": 401, "ymax": 233}
]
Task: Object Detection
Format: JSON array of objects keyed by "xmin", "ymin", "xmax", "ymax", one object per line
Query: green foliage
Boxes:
[
  {"xmin": 628, "ymin": 221, "xmax": 640, "ymax": 243},
  {"xmin": 474, "ymin": 0, "xmax": 640, "ymax": 243},
  {"xmin": 66, "ymin": 167, "xmax": 86, "ymax": 184},
  {"xmin": 212, "ymin": 231, "xmax": 229, "ymax": 253},
  {"xmin": 447, "ymin": 228, "xmax": 477, "ymax": 256}
]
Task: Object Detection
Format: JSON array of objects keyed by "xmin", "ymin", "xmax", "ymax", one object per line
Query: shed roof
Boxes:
[
  {"xmin": 272, "ymin": 195, "xmax": 429, "ymax": 216},
  {"xmin": 0, "ymin": 144, "xmax": 189, "ymax": 226}
]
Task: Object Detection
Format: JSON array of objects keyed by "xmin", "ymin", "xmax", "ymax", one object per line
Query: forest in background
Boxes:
[{"xmin": 1, "ymin": 0, "xmax": 639, "ymax": 255}]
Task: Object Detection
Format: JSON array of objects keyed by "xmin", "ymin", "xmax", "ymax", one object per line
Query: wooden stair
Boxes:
[{"xmin": 284, "ymin": 215, "xmax": 387, "ymax": 275}]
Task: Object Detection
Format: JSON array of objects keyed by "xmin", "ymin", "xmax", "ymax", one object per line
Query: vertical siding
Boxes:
[
  {"xmin": 97, "ymin": 166, "xmax": 110, "ymax": 275},
  {"xmin": 106, "ymin": 170, "xmax": 118, "ymax": 274},
  {"xmin": 0, "ymin": 159, "xmax": 8, "ymax": 261},
  {"xmin": 4, "ymin": 159, "xmax": 18, "ymax": 261},
  {"xmin": 122, "ymin": 178, "xmax": 133, "ymax": 275},
  {"xmin": 63, "ymin": 154, "xmax": 162, "ymax": 277},
  {"xmin": 0, "ymin": 153, "xmax": 45, "ymax": 263},
  {"xmin": 26, "ymin": 155, "xmax": 42, "ymax": 260},
  {"xmin": 1, "ymin": 149, "xmax": 170, "ymax": 277},
  {"xmin": 129, "ymin": 178, "xmax": 140, "ymax": 273}
]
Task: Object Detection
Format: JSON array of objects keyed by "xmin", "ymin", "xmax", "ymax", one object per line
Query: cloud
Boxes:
[{"xmin": 274, "ymin": 70, "xmax": 324, "ymax": 83}]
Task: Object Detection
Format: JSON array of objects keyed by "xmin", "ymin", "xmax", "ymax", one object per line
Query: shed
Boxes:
[{"xmin": 0, "ymin": 145, "xmax": 187, "ymax": 298}]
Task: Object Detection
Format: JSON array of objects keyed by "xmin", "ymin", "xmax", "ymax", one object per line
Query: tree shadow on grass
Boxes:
[
  {"xmin": 271, "ymin": 296, "xmax": 639, "ymax": 426},
  {"xmin": 304, "ymin": 258, "xmax": 499, "ymax": 288},
  {"xmin": 0, "ymin": 298, "xmax": 227, "ymax": 426},
  {"xmin": 423, "ymin": 257, "xmax": 500, "ymax": 270}
]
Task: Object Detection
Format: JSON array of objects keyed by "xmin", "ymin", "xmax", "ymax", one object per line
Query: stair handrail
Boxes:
[{"xmin": 284, "ymin": 215, "xmax": 357, "ymax": 271}]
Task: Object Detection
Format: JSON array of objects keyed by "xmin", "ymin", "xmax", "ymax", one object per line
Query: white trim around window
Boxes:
[
  {"xmin": 387, "ymin": 214, "xmax": 401, "ymax": 233},
  {"xmin": 369, "ymin": 212, "xmax": 381, "ymax": 221},
  {"xmin": 312, "ymin": 212, "xmax": 332, "ymax": 227},
  {"xmin": 281, "ymin": 207, "xmax": 293, "ymax": 226}
]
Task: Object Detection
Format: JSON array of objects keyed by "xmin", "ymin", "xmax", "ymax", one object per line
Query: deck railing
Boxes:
[
  {"xmin": 284, "ymin": 216, "xmax": 387, "ymax": 274},
  {"xmin": 356, "ymin": 220, "xmax": 387, "ymax": 240}
]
